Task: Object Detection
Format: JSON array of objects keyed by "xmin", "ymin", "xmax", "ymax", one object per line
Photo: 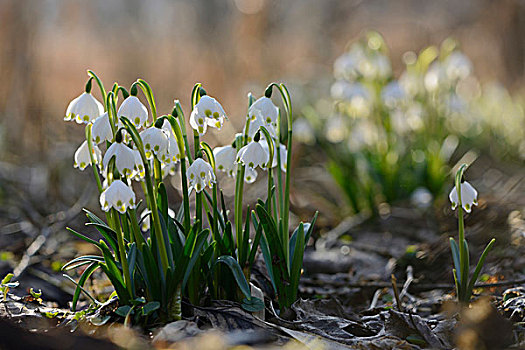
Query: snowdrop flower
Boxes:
[
  {"xmin": 103, "ymin": 141, "xmax": 136, "ymax": 178},
  {"xmin": 249, "ymin": 96, "xmax": 279, "ymax": 126},
  {"xmin": 236, "ymin": 141, "xmax": 269, "ymax": 170},
  {"xmin": 381, "ymin": 81, "xmax": 405, "ymax": 107},
  {"xmin": 449, "ymin": 181, "xmax": 478, "ymax": 213},
  {"xmin": 189, "ymin": 96, "xmax": 227, "ymax": 135},
  {"xmin": 74, "ymin": 140, "xmax": 102, "ymax": 170},
  {"xmin": 131, "ymin": 150, "xmax": 145, "ymax": 181},
  {"xmin": 65, "ymin": 92, "xmax": 104, "ymax": 124},
  {"xmin": 140, "ymin": 126, "xmax": 169, "ymax": 159},
  {"xmin": 118, "ymin": 96, "xmax": 148, "ymax": 128},
  {"xmin": 246, "ymin": 110, "xmax": 277, "ymax": 142},
  {"xmin": 160, "ymin": 120, "xmax": 182, "ymax": 164},
  {"xmin": 140, "ymin": 208, "xmax": 175, "ymax": 232},
  {"xmin": 261, "ymin": 141, "xmax": 287, "ymax": 172},
  {"xmin": 444, "ymin": 52, "xmax": 472, "ymax": 81},
  {"xmin": 100, "ymin": 180, "xmax": 136, "ymax": 214},
  {"xmin": 214, "ymin": 145, "xmax": 237, "ymax": 176},
  {"xmin": 186, "ymin": 158, "xmax": 216, "ymax": 193},
  {"xmin": 92, "ymin": 112, "xmax": 113, "ymax": 144}
]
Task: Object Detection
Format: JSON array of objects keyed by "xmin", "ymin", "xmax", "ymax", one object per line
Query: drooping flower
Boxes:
[
  {"xmin": 244, "ymin": 166, "xmax": 257, "ymax": 183},
  {"xmin": 160, "ymin": 119, "xmax": 182, "ymax": 164},
  {"xmin": 186, "ymin": 158, "xmax": 216, "ymax": 193},
  {"xmin": 92, "ymin": 112, "xmax": 113, "ymax": 144},
  {"xmin": 246, "ymin": 110, "xmax": 277, "ymax": 142},
  {"xmin": 236, "ymin": 141, "xmax": 269, "ymax": 170},
  {"xmin": 74, "ymin": 140, "xmax": 102, "ymax": 170},
  {"xmin": 214, "ymin": 145, "xmax": 237, "ymax": 176},
  {"xmin": 249, "ymin": 96, "xmax": 279, "ymax": 126},
  {"xmin": 189, "ymin": 96, "xmax": 227, "ymax": 136},
  {"xmin": 381, "ymin": 81, "xmax": 405, "ymax": 107},
  {"xmin": 100, "ymin": 180, "xmax": 136, "ymax": 214},
  {"xmin": 118, "ymin": 96, "xmax": 148, "ymax": 128},
  {"xmin": 131, "ymin": 149, "xmax": 145, "ymax": 181},
  {"xmin": 65, "ymin": 92, "xmax": 104, "ymax": 124},
  {"xmin": 102, "ymin": 141, "xmax": 136, "ymax": 177},
  {"xmin": 449, "ymin": 181, "xmax": 478, "ymax": 213},
  {"xmin": 140, "ymin": 126, "xmax": 169, "ymax": 159},
  {"xmin": 261, "ymin": 141, "xmax": 287, "ymax": 172}
]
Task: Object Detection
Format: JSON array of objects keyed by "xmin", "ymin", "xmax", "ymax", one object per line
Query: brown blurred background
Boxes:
[{"xmin": 1, "ymin": 0, "xmax": 525, "ymax": 161}]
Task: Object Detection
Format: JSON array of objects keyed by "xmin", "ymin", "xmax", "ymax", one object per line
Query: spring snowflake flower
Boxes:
[
  {"xmin": 449, "ymin": 181, "xmax": 478, "ymax": 213},
  {"xmin": 189, "ymin": 96, "xmax": 227, "ymax": 136},
  {"xmin": 333, "ymin": 46, "xmax": 365, "ymax": 80},
  {"xmin": 102, "ymin": 141, "xmax": 136, "ymax": 177},
  {"xmin": 186, "ymin": 158, "xmax": 216, "ymax": 193},
  {"xmin": 443, "ymin": 52, "xmax": 472, "ymax": 81},
  {"xmin": 261, "ymin": 141, "xmax": 287, "ymax": 172},
  {"xmin": 236, "ymin": 141, "xmax": 269, "ymax": 170},
  {"xmin": 92, "ymin": 112, "xmax": 113, "ymax": 144},
  {"xmin": 244, "ymin": 166, "xmax": 257, "ymax": 183},
  {"xmin": 249, "ymin": 97, "xmax": 279, "ymax": 126},
  {"xmin": 140, "ymin": 126, "xmax": 169, "ymax": 159},
  {"xmin": 246, "ymin": 110, "xmax": 277, "ymax": 142},
  {"xmin": 214, "ymin": 145, "xmax": 237, "ymax": 176},
  {"xmin": 100, "ymin": 180, "xmax": 136, "ymax": 214},
  {"xmin": 131, "ymin": 150, "xmax": 145, "ymax": 181},
  {"xmin": 65, "ymin": 92, "xmax": 104, "ymax": 124},
  {"xmin": 118, "ymin": 96, "xmax": 148, "ymax": 128},
  {"xmin": 74, "ymin": 140, "xmax": 102, "ymax": 170},
  {"xmin": 160, "ymin": 120, "xmax": 182, "ymax": 164},
  {"xmin": 381, "ymin": 81, "xmax": 406, "ymax": 108},
  {"xmin": 424, "ymin": 63, "xmax": 447, "ymax": 92}
]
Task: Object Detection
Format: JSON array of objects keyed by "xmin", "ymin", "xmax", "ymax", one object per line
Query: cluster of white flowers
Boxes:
[{"xmin": 66, "ymin": 83, "xmax": 289, "ymax": 213}]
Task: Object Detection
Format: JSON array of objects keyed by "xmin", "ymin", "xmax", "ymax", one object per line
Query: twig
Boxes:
[{"xmin": 391, "ymin": 274, "xmax": 402, "ymax": 312}]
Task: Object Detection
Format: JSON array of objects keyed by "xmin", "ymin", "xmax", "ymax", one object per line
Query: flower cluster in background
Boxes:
[{"xmin": 297, "ymin": 31, "xmax": 525, "ymax": 215}]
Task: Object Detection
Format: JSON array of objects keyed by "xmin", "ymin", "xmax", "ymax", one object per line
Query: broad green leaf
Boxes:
[{"xmin": 215, "ymin": 255, "xmax": 251, "ymax": 301}]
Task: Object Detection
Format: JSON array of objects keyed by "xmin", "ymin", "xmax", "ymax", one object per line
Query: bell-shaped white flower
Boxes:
[
  {"xmin": 214, "ymin": 145, "xmax": 237, "ymax": 176},
  {"xmin": 103, "ymin": 142, "xmax": 136, "ymax": 177},
  {"xmin": 189, "ymin": 95, "xmax": 227, "ymax": 135},
  {"xmin": 131, "ymin": 150, "xmax": 145, "ymax": 181},
  {"xmin": 118, "ymin": 96, "xmax": 148, "ymax": 128},
  {"xmin": 140, "ymin": 126, "xmax": 169, "ymax": 159},
  {"xmin": 100, "ymin": 180, "xmax": 136, "ymax": 214},
  {"xmin": 236, "ymin": 141, "xmax": 269, "ymax": 170},
  {"xmin": 381, "ymin": 81, "xmax": 405, "ymax": 108},
  {"xmin": 244, "ymin": 166, "xmax": 257, "ymax": 183},
  {"xmin": 449, "ymin": 181, "xmax": 478, "ymax": 213},
  {"xmin": 249, "ymin": 97, "xmax": 279, "ymax": 126},
  {"xmin": 261, "ymin": 141, "xmax": 287, "ymax": 172},
  {"xmin": 186, "ymin": 158, "xmax": 216, "ymax": 193},
  {"xmin": 74, "ymin": 140, "xmax": 102, "ymax": 171},
  {"xmin": 65, "ymin": 92, "xmax": 104, "ymax": 124},
  {"xmin": 246, "ymin": 110, "xmax": 277, "ymax": 142},
  {"xmin": 92, "ymin": 112, "xmax": 113, "ymax": 144},
  {"xmin": 160, "ymin": 120, "xmax": 182, "ymax": 164}
]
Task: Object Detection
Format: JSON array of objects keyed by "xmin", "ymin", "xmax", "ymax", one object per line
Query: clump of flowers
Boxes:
[
  {"xmin": 299, "ymin": 31, "xmax": 525, "ymax": 216},
  {"xmin": 62, "ymin": 71, "xmax": 316, "ymax": 324}
]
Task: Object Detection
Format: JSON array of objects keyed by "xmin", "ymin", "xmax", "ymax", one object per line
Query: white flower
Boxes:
[
  {"xmin": 249, "ymin": 97, "xmax": 279, "ymax": 126},
  {"xmin": 74, "ymin": 140, "xmax": 102, "ymax": 170},
  {"xmin": 102, "ymin": 142, "xmax": 136, "ymax": 177},
  {"xmin": 449, "ymin": 181, "xmax": 478, "ymax": 213},
  {"xmin": 140, "ymin": 127, "xmax": 169, "ymax": 159},
  {"xmin": 100, "ymin": 180, "xmax": 136, "ymax": 214},
  {"xmin": 333, "ymin": 47, "xmax": 365, "ymax": 80},
  {"xmin": 214, "ymin": 145, "xmax": 237, "ymax": 176},
  {"xmin": 293, "ymin": 118, "xmax": 315, "ymax": 145},
  {"xmin": 244, "ymin": 166, "xmax": 257, "ymax": 183},
  {"xmin": 131, "ymin": 150, "xmax": 145, "ymax": 181},
  {"xmin": 186, "ymin": 158, "xmax": 216, "ymax": 193},
  {"xmin": 65, "ymin": 92, "xmax": 104, "ymax": 124},
  {"xmin": 140, "ymin": 208, "xmax": 175, "ymax": 232},
  {"xmin": 260, "ymin": 141, "xmax": 287, "ymax": 172},
  {"xmin": 236, "ymin": 141, "xmax": 269, "ymax": 170},
  {"xmin": 92, "ymin": 112, "xmax": 113, "ymax": 144},
  {"xmin": 189, "ymin": 96, "xmax": 227, "ymax": 136},
  {"xmin": 246, "ymin": 110, "xmax": 277, "ymax": 142},
  {"xmin": 444, "ymin": 52, "xmax": 472, "ymax": 81},
  {"xmin": 118, "ymin": 96, "xmax": 148, "ymax": 128},
  {"xmin": 381, "ymin": 81, "xmax": 405, "ymax": 107},
  {"xmin": 160, "ymin": 120, "xmax": 182, "ymax": 164},
  {"xmin": 424, "ymin": 63, "xmax": 447, "ymax": 92}
]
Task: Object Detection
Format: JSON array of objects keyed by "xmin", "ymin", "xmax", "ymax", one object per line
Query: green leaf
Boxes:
[
  {"xmin": 85, "ymin": 222, "xmax": 119, "ymax": 254},
  {"xmin": 62, "ymin": 255, "xmax": 104, "ymax": 271},
  {"xmin": 466, "ymin": 238, "xmax": 496, "ymax": 301},
  {"xmin": 30, "ymin": 288, "xmax": 42, "ymax": 298},
  {"xmin": 69, "ymin": 262, "xmax": 99, "ymax": 311},
  {"xmin": 247, "ymin": 212, "xmax": 263, "ymax": 268},
  {"xmin": 181, "ymin": 229, "xmax": 209, "ymax": 289},
  {"xmin": 66, "ymin": 227, "xmax": 102, "ymax": 249},
  {"xmin": 115, "ymin": 305, "xmax": 133, "ymax": 317},
  {"xmin": 289, "ymin": 223, "xmax": 305, "ymax": 302},
  {"xmin": 215, "ymin": 255, "xmax": 251, "ymax": 301},
  {"xmin": 1, "ymin": 273, "xmax": 13, "ymax": 285},
  {"xmin": 242, "ymin": 297, "xmax": 264, "ymax": 312},
  {"xmin": 142, "ymin": 301, "xmax": 160, "ymax": 316},
  {"xmin": 449, "ymin": 238, "xmax": 461, "ymax": 285}
]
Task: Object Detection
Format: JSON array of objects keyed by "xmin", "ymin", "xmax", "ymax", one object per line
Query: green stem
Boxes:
[
  {"xmin": 112, "ymin": 209, "xmax": 132, "ymax": 298},
  {"xmin": 128, "ymin": 208, "xmax": 146, "ymax": 248}
]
